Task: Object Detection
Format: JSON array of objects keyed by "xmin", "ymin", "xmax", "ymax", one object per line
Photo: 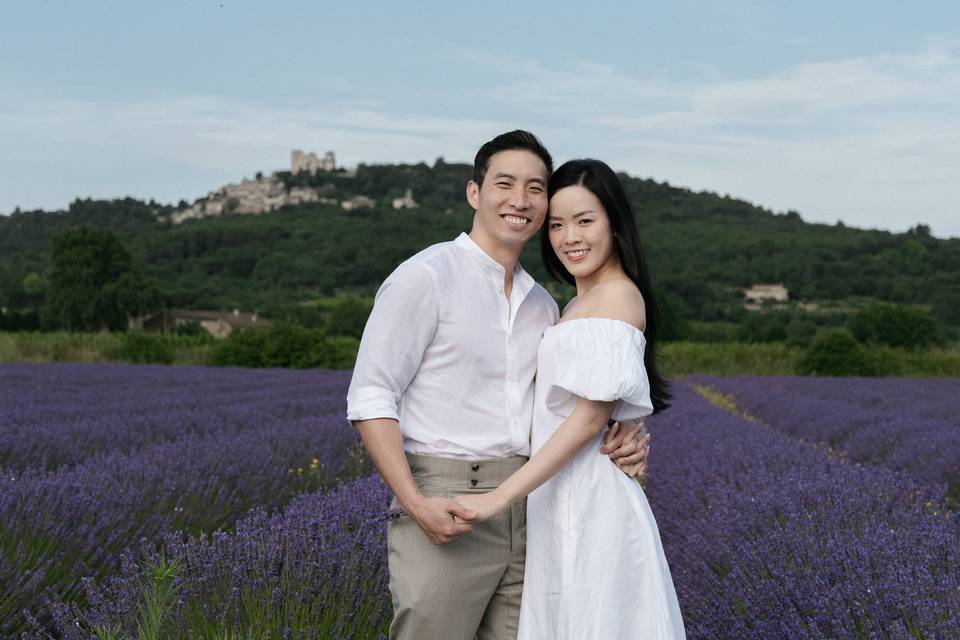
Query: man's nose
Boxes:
[{"xmin": 509, "ymin": 188, "xmax": 528, "ymax": 209}]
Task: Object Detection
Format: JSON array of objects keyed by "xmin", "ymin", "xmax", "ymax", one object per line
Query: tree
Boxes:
[
  {"xmin": 850, "ymin": 303, "xmax": 944, "ymax": 350},
  {"xmin": 797, "ymin": 328, "xmax": 876, "ymax": 377},
  {"xmin": 325, "ymin": 297, "xmax": 373, "ymax": 339},
  {"xmin": 41, "ymin": 228, "xmax": 161, "ymax": 332}
]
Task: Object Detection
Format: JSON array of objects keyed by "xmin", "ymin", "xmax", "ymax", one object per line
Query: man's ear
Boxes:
[{"xmin": 466, "ymin": 180, "xmax": 480, "ymax": 210}]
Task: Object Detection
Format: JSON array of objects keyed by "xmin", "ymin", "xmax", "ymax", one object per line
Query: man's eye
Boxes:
[
  {"xmin": 529, "ymin": 186, "xmax": 544, "ymax": 194},
  {"xmin": 496, "ymin": 182, "xmax": 511, "ymax": 188}
]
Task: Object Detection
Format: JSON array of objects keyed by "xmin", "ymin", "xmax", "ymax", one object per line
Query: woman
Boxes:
[{"xmin": 455, "ymin": 159, "xmax": 685, "ymax": 639}]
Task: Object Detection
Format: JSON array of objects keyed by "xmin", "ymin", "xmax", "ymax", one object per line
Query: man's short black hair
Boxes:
[{"xmin": 473, "ymin": 130, "xmax": 553, "ymax": 187}]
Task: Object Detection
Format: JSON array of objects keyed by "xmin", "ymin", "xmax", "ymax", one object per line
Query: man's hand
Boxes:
[
  {"xmin": 405, "ymin": 495, "xmax": 478, "ymax": 545},
  {"xmin": 600, "ymin": 419, "xmax": 651, "ymax": 479}
]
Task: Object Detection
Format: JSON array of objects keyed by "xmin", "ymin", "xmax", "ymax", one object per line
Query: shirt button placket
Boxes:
[{"xmin": 470, "ymin": 463, "xmax": 481, "ymax": 488}]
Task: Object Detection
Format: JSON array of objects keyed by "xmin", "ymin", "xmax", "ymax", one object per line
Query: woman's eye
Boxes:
[{"xmin": 579, "ymin": 218, "xmax": 592, "ymax": 225}]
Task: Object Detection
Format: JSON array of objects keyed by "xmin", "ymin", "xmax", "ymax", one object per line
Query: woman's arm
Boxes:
[{"xmin": 455, "ymin": 397, "xmax": 615, "ymax": 521}]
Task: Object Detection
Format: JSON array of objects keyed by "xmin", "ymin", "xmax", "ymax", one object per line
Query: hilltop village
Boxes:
[{"xmin": 167, "ymin": 149, "xmax": 419, "ymax": 225}]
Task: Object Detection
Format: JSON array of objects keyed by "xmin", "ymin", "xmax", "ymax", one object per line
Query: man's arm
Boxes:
[
  {"xmin": 346, "ymin": 262, "xmax": 476, "ymax": 544},
  {"xmin": 354, "ymin": 417, "xmax": 476, "ymax": 544}
]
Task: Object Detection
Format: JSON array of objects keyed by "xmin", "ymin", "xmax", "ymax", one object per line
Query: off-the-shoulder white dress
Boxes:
[{"xmin": 518, "ymin": 318, "xmax": 686, "ymax": 639}]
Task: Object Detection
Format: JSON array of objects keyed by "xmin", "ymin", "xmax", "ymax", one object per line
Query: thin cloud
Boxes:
[{"xmin": 2, "ymin": 39, "xmax": 959, "ymax": 236}]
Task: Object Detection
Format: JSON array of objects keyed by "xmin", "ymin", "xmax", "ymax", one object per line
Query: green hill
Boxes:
[{"xmin": 2, "ymin": 161, "xmax": 959, "ymax": 330}]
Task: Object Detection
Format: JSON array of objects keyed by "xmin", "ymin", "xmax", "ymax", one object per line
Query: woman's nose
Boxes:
[{"xmin": 564, "ymin": 226, "xmax": 581, "ymax": 244}]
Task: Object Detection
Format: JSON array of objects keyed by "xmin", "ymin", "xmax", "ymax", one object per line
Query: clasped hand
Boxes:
[
  {"xmin": 406, "ymin": 494, "xmax": 477, "ymax": 545},
  {"xmin": 411, "ymin": 420, "xmax": 651, "ymax": 544}
]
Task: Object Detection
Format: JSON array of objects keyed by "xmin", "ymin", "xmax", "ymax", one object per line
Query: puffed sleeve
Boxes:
[
  {"xmin": 346, "ymin": 261, "xmax": 438, "ymax": 422},
  {"xmin": 544, "ymin": 318, "xmax": 653, "ymax": 421}
]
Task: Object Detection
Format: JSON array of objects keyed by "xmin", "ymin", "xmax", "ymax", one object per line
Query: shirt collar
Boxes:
[
  {"xmin": 454, "ymin": 232, "xmax": 535, "ymax": 295},
  {"xmin": 455, "ymin": 232, "xmax": 504, "ymax": 273}
]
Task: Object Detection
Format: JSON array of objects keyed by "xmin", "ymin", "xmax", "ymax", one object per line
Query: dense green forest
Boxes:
[{"xmin": 2, "ymin": 160, "xmax": 958, "ymax": 333}]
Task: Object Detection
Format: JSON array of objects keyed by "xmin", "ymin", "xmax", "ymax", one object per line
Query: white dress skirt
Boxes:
[{"xmin": 518, "ymin": 317, "xmax": 686, "ymax": 640}]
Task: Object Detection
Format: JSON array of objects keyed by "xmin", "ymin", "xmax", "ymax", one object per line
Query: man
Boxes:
[{"xmin": 347, "ymin": 130, "xmax": 650, "ymax": 640}]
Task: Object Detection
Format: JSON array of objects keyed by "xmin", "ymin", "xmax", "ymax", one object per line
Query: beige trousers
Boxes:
[{"xmin": 388, "ymin": 452, "xmax": 528, "ymax": 640}]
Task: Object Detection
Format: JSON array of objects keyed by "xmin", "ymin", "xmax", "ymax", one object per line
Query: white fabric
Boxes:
[
  {"xmin": 543, "ymin": 317, "xmax": 653, "ymax": 421},
  {"xmin": 346, "ymin": 232, "xmax": 559, "ymax": 459},
  {"xmin": 519, "ymin": 318, "xmax": 686, "ymax": 639}
]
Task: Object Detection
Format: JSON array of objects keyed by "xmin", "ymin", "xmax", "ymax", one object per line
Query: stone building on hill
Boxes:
[
  {"xmin": 161, "ymin": 149, "xmax": 373, "ymax": 223},
  {"xmin": 743, "ymin": 283, "xmax": 789, "ymax": 309},
  {"xmin": 224, "ymin": 178, "xmax": 288, "ymax": 214},
  {"xmin": 392, "ymin": 189, "xmax": 419, "ymax": 210},
  {"xmin": 342, "ymin": 195, "xmax": 376, "ymax": 210},
  {"xmin": 292, "ymin": 149, "xmax": 336, "ymax": 174}
]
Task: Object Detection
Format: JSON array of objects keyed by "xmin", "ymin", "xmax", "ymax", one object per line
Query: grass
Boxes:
[
  {"xmin": 660, "ymin": 341, "xmax": 960, "ymax": 378},
  {"xmin": 3, "ymin": 331, "xmax": 959, "ymax": 377},
  {"xmin": 661, "ymin": 341, "xmax": 800, "ymax": 376},
  {"xmin": 0, "ymin": 331, "xmax": 212, "ymax": 365}
]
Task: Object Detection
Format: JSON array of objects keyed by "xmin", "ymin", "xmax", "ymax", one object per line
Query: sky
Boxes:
[{"xmin": 2, "ymin": 1, "xmax": 959, "ymax": 238}]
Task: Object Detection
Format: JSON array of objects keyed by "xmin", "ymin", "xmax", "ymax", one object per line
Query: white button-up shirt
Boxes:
[{"xmin": 346, "ymin": 233, "xmax": 559, "ymax": 459}]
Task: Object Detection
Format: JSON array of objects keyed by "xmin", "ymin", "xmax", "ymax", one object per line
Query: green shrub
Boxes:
[
  {"xmin": 797, "ymin": 328, "xmax": 876, "ymax": 376},
  {"xmin": 209, "ymin": 324, "xmax": 359, "ymax": 369},
  {"xmin": 310, "ymin": 334, "xmax": 360, "ymax": 369},
  {"xmin": 113, "ymin": 332, "xmax": 175, "ymax": 365},
  {"xmin": 325, "ymin": 298, "xmax": 373, "ymax": 339},
  {"xmin": 850, "ymin": 303, "xmax": 944, "ymax": 350},
  {"xmin": 208, "ymin": 328, "xmax": 272, "ymax": 367},
  {"xmin": 684, "ymin": 321, "xmax": 740, "ymax": 343},
  {"xmin": 785, "ymin": 317, "xmax": 819, "ymax": 348},
  {"xmin": 736, "ymin": 312, "xmax": 789, "ymax": 343}
]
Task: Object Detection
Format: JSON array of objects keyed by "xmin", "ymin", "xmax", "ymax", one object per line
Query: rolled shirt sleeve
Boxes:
[{"xmin": 346, "ymin": 262, "xmax": 439, "ymax": 423}]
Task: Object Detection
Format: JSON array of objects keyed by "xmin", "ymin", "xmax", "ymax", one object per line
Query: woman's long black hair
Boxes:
[{"xmin": 541, "ymin": 159, "xmax": 671, "ymax": 414}]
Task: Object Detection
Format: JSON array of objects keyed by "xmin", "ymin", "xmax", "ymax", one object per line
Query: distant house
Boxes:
[
  {"xmin": 129, "ymin": 308, "xmax": 271, "ymax": 339},
  {"xmin": 743, "ymin": 283, "xmax": 789, "ymax": 305},
  {"xmin": 392, "ymin": 189, "xmax": 419, "ymax": 210},
  {"xmin": 341, "ymin": 195, "xmax": 376, "ymax": 211}
]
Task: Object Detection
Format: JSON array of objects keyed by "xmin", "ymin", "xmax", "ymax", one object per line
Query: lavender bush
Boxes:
[
  {"xmin": 689, "ymin": 375, "xmax": 960, "ymax": 500},
  {"xmin": 645, "ymin": 385, "xmax": 959, "ymax": 638},
  {"xmin": 26, "ymin": 476, "xmax": 393, "ymax": 640},
  {"xmin": 0, "ymin": 363, "xmax": 365, "ymax": 637},
  {"xmin": 0, "ymin": 363, "xmax": 350, "ymax": 471},
  {"xmin": 6, "ymin": 365, "xmax": 958, "ymax": 639}
]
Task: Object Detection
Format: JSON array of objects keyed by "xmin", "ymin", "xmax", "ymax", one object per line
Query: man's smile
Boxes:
[{"xmin": 501, "ymin": 214, "xmax": 532, "ymax": 226}]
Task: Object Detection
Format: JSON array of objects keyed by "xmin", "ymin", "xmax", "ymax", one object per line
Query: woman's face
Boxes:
[{"xmin": 547, "ymin": 185, "xmax": 617, "ymax": 279}]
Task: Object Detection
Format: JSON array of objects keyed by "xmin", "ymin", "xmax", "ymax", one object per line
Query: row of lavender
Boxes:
[
  {"xmin": 1, "ymin": 363, "xmax": 353, "ymax": 471},
  {"xmin": 1, "ymin": 364, "xmax": 367, "ymax": 637},
  {"xmin": 14, "ymin": 370, "xmax": 960, "ymax": 639},
  {"xmin": 689, "ymin": 374, "xmax": 960, "ymax": 498}
]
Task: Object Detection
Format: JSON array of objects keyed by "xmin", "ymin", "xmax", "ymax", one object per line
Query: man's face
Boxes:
[{"xmin": 467, "ymin": 149, "xmax": 549, "ymax": 253}]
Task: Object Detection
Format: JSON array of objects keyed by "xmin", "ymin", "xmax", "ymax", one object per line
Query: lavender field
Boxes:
[{"xmin": 2, "ymin": 363, "xmax": 959, "ymax": 639}]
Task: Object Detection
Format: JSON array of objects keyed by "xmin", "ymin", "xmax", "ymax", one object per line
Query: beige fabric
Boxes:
[{"xmin": 388, "ymin": 453, "xmax": 528, "ymax": 640}]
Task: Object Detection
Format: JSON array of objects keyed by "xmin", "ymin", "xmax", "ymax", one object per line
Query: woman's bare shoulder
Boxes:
[{"xmin": 582, "ymin": 280, "xmax": 646, "ymax": 331}]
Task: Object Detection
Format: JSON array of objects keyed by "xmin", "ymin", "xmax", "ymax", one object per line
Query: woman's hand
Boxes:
[{"xmin": 453, "ymin": 491, "xmax": 508, "ymax": 523}]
